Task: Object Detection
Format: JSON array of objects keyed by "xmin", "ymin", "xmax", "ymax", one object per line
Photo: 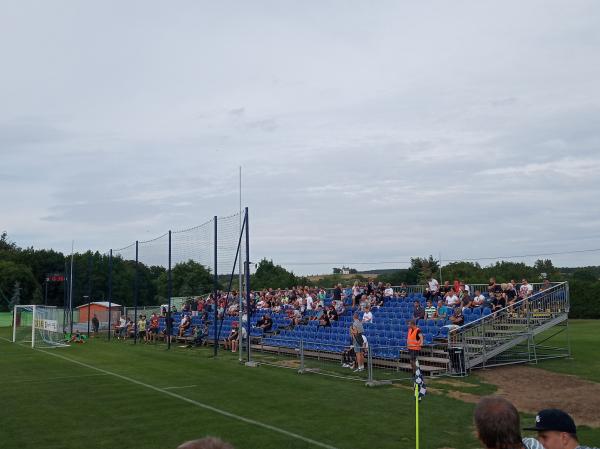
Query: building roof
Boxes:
[{"xmin": 76, "ymin": 301, "xmax": 121, "ymax": 308}]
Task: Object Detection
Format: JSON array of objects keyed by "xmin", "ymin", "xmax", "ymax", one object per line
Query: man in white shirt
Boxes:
[
  {"xmin": 428, "ymin": 277, "xmax": 439, "ymax": 294},
  {"xmin": 472, "ymin": 290, "xmax": 486, "ymax": 307},
  {"xmin": 384, "ymin": 284, "xmax": 394, "ymax": 298},
  {"xmin": 305, "ymin": 294, "xmax": 314, "ymax": 311},
  {"xmin": 445, "ymin": 289, "xmax": 460, "ymax": 308}
]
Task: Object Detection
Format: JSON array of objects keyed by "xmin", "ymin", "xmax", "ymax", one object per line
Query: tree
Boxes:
[
  {"xmin": 252, "ymin": 259, "xmax": 299, "ymax": 289},
  {"xmin": 9, "ymin": 281, "xmax": 21, "ymax": 310},
  {"xmin": 156, "ymin": 260, "xmax": 213, "ymax": 300}
]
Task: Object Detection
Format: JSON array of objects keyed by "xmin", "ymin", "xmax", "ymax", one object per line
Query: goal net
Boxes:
[{"xmin": 12, "ymin": 305, "xmax": 69, "ymax": 348}]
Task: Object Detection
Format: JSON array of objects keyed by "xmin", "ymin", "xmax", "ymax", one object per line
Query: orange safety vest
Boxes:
[{"xmin": 407, "ymin": 327, "xmax": 422, "ymax": 351}]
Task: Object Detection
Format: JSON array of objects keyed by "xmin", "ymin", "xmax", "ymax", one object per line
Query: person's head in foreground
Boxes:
[
  {"xmin": 523, "ymin": 408, "xmax": 585, "ymax": 449},
  {"xmin": 474, "ymin": 396, "xmax": 527, "ymax": 449},
  {"xmin": 177, "ymin": 437, "xmax": 234, "ymax": 449}
]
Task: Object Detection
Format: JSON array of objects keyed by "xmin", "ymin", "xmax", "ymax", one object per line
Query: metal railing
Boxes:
[{"xmin": 449, "ymin": 282, "xmax": 570, "ymax": 372}]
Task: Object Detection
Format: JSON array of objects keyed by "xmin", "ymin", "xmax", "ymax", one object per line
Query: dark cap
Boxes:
[{"xmin": 523, "ymin": 409, "xmax": 576, "ymax": 434}]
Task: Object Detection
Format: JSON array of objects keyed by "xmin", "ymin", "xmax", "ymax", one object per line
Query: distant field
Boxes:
[{"xmin": 0, "ymin": 321, "xmax": 598, "ymax": 449}]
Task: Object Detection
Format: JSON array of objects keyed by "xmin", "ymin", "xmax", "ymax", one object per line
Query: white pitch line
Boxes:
[
  {"xmin": 163, "ymin": 384, "xmax": 197, "ymax": 390},
  {"xmin": 5, "ymin": 373, "xmax": 108, "ymax": 384},
  {"xmin": 38, "ymin": 350, "xmax": 341, "ymax": 449}
]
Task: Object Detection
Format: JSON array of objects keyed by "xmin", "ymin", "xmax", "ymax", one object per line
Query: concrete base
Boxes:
[
  {"xmin": 365, "ymin": 380, "xmax": 392, "ymax": 387},
  {"xmin": 244, "ymin": 361, "xmax": 259, "ymax": 368}
]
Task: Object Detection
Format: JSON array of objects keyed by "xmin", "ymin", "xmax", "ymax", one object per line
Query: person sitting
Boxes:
[
  {"xmin": 398, "ymin": 283, "xmax": 408, "ymax": 298},
  {"xmin": 492, "ymin": 290, "xmax": 507, "ymax": 313},
  {"xmin": 449, "ymin": 307, "xmax": 464, "ymax": 326},
  {"xmin": 256, "ymin": 314, "xmax": 273, "ymax": 333},
  {"xmin": 461, "ymin": 294, "xmax": 473, "ymax": 311},
  {"xmin": 472, "ymin": 290, "xmax": 486, "ymax": 308},
  {"xmin": 445, "ymin": 289, "xmax": 460, "ymax": 308},
  {"xmin": 362, "ymin": 306, "xmax": 373, "ymax": 324},
  {"xmin": 68, "ymin": 331, "xmax": 85, "ymax": 344},
  {"xmin": 188, "ymin": 323, "xmax": 209, "ymax": 347},
  {"xmin": 224, "ymin": 323, "xmax": 239, "ymax": 351},
  {"xmin": 341, "ymin": 340, "xmax": 356, "ymax": 369},
  {"xmin": 435, "ymin": 299, "xmax": 449, "ymax": 320},
  {"xmin": 413, "ymin": 300, "xmax": 425, "ymax": 320},
  {"xmin": 318, "ymin": 312, "xmax": 331, "ymax": 327},
  {"xmin": 126, "ymin": 318, "xmax": 135, "ymax": 338},
  {"xmin": 424, "ymin": 300, "xmax": 436, "ymax": 319},
  {"xmin": 178, "ymin": 314, "xmax": 191, "ymax": 338},
  {"xmin": 383, "ymin": 283, "xmax": 394, "ymax": 298},
  {"xmin": 327, "ymin": 305, "xmax": 338, "ymax": 322}
]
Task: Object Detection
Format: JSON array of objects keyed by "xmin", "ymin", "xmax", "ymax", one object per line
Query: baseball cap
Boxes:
[{"xmin": 523, "ymin": 409, "xmax": 577, "ymax": 434}]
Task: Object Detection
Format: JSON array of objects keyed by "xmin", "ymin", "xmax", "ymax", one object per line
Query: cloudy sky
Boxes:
[{"xmin": 2, "ymin": 1, "xmax": 599, "ymax": 274}]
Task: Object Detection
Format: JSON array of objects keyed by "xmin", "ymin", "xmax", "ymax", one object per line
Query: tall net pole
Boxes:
[
  {"xmin": 107, "ymin": 249, "xmax": 113, "ymax": 341},
  {"xmin": 238, "ymin": 166, "xmax": 243, "ymax": 361},
  {"xmin": 213, "ymin": 216, "xmax": 218, "ymax": 357},
  {"xmin": 168, "ymin": 231, "xmax": 172, "ymax": 350},
  {"xmin": 244, "ymin": 207, "xmax": 251, "ymax": 362}
]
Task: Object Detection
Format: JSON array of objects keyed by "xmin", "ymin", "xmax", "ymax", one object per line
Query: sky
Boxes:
[{"xmin": 1, "ymin": 1, "xmax": 600, "ymax": 275}]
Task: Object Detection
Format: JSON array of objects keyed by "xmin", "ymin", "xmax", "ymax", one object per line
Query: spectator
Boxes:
[
  {"xmin": 398, "ymin": 283, "xmax": 408, "ymax": 298},
  {"xmin": 453, "ymin": 278, "xmax": 461, "ymax": 295},
  {"xmin": 162, "ymin": 312, "xmax": 174, "ymax": 343},
  {"xmin": 519, "ymin": 278, "xmax": 533, "ymax": 299},
  {"xmin": 117, "ymin": 315, "xmax": 127, "ymax": 339},
  {"xmin": 491, "ymin": 290, "xmax": 507, "ymax": 313},
  {"xmin": 352, "ymin": 281, "xmax": 362, "ymax": 308},
  {"xmin": 540, "ymin": 279, "xmax": 552, "ymax": 291},
  {"xmin": 350, "ymin": 313, "xmax": 365, "ymax": 372},
  {"xmin": 137, "ymin": 315, "xmax": 147, "ymax": 342},
  {"xmin": 461, "ymin": 293, "xmax": 473, "ymax": 311},
  {"xmin": 505, "ymin": 283, "xmax": 518, "ymax": 308},
  {"xmin": 148, "ymin": 313, "xmax": 160, "ymax": 343},
  {"xmin": 523, "ymin": 408, "xmax": 598, "ymax": 449},
  {"xmin": 383, "ymin": 283, "xmax": 394, "ymax": 298},
  {"xmin": 177, "ymin": 437, "xmax": 234, "ymax": 449},
  {"xmin": 256, "ymin": 314, "xmax": 273, "ymax": 333},
  {"xmin": 318, "ymin": 311, "xmax": 331, "ymax": 328},
  {"xmin": 362, "ymin": 306, "xmax": 373, "ymax": 324},
  {"xmin": 427, "ymin": 276, "xmax": 440, "ymax": 296},
  {"xmin": 341, "ymin": 340, "xmax": 356, "ymax": 369},
  {"xmin": 188, "ymin": 323, "xmax": 209, "ymax": 347},
  {"xmin": 472, "ymin": 290, "xmax": 486, "ymax": 308},
  {"xmin": 449, "ymin": 307, "xmax": 464, "ymax": 326},
  {"xmin": 473, "ymin": 396, "xmax": 544, "ymax": 449},
  {"xmin": 91, "ymin": 314, "xmax": 99, "ymax": 336},
  {"xmin": 224, "ymin": 323, "xmax": 239, "ymax": 351},
  {"xmin": 435, "ymin": 299, "xmax": 449, "ymax": 320},
  {"xmin": 178, "ymin": 314, "xmax": 191, "ymax": 337},
  {"xmin": 445, "ymin": 289, "xmax": 460, "ymax": 308},
  {"xmin": 424, "ymin": 300, "xmax": 436, "ymax": 319},
  {"xmin": 413, "ymin": 300, "xmax": 425, "ymax": 320},
  {"xmin": 327, "ymin": 305, "xmax": 338, "ymax": 322},
  {"xmin": 333, "ymin": 283, "xmax": 342, "ymax": 303}
]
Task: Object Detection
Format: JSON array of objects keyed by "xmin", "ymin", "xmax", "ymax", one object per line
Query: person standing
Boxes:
[
  {"xmin": 350, "ymin": 313, "xmax": 365, "ymax": 372},
  {"xmin": 523, "ymin": 408, "xmax": 599, "ymax": 449},
  {"xmin": 406, "ymin": 319, "xmax": 424, "ymax": 373},
  {"xmin": 91, "ymin": 314, "xmax": 99, "ymax": 336}
]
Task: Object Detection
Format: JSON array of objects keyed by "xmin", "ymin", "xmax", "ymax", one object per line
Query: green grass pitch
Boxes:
[{"xmin": 0, "ymin": 321, "xmax": 598, "ymax": 449}]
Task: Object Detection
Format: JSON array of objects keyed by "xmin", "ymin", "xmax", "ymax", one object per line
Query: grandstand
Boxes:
[{"xmin": 139, "ymin": 281, "xmax": 570, "ymax": 380}]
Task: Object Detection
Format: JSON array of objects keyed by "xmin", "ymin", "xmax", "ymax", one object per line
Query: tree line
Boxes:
[{"xmin": 1, "ymin": 232, "xmax": 599, "ymax": 317}]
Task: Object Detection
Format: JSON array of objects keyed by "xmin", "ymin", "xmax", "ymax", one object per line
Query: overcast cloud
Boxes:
[{"xmin": 1, "ymin": 1, "xmax": 599, "ymax": 274}]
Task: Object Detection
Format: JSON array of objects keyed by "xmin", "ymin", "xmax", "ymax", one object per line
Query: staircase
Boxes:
[{"xmin": 448, "ymin": 282, "xmax": 571, "ymax": 374}]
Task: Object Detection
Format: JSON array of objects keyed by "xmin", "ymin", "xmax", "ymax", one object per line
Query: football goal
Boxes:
[{"xmin": 12, "ymin": 305, "xmax": 69, "ymax": 348}]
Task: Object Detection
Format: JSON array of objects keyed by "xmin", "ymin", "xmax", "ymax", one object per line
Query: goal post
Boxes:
[{"xmin": 12, "ymin": 305, "xmax": 70, "ymax": 348}]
